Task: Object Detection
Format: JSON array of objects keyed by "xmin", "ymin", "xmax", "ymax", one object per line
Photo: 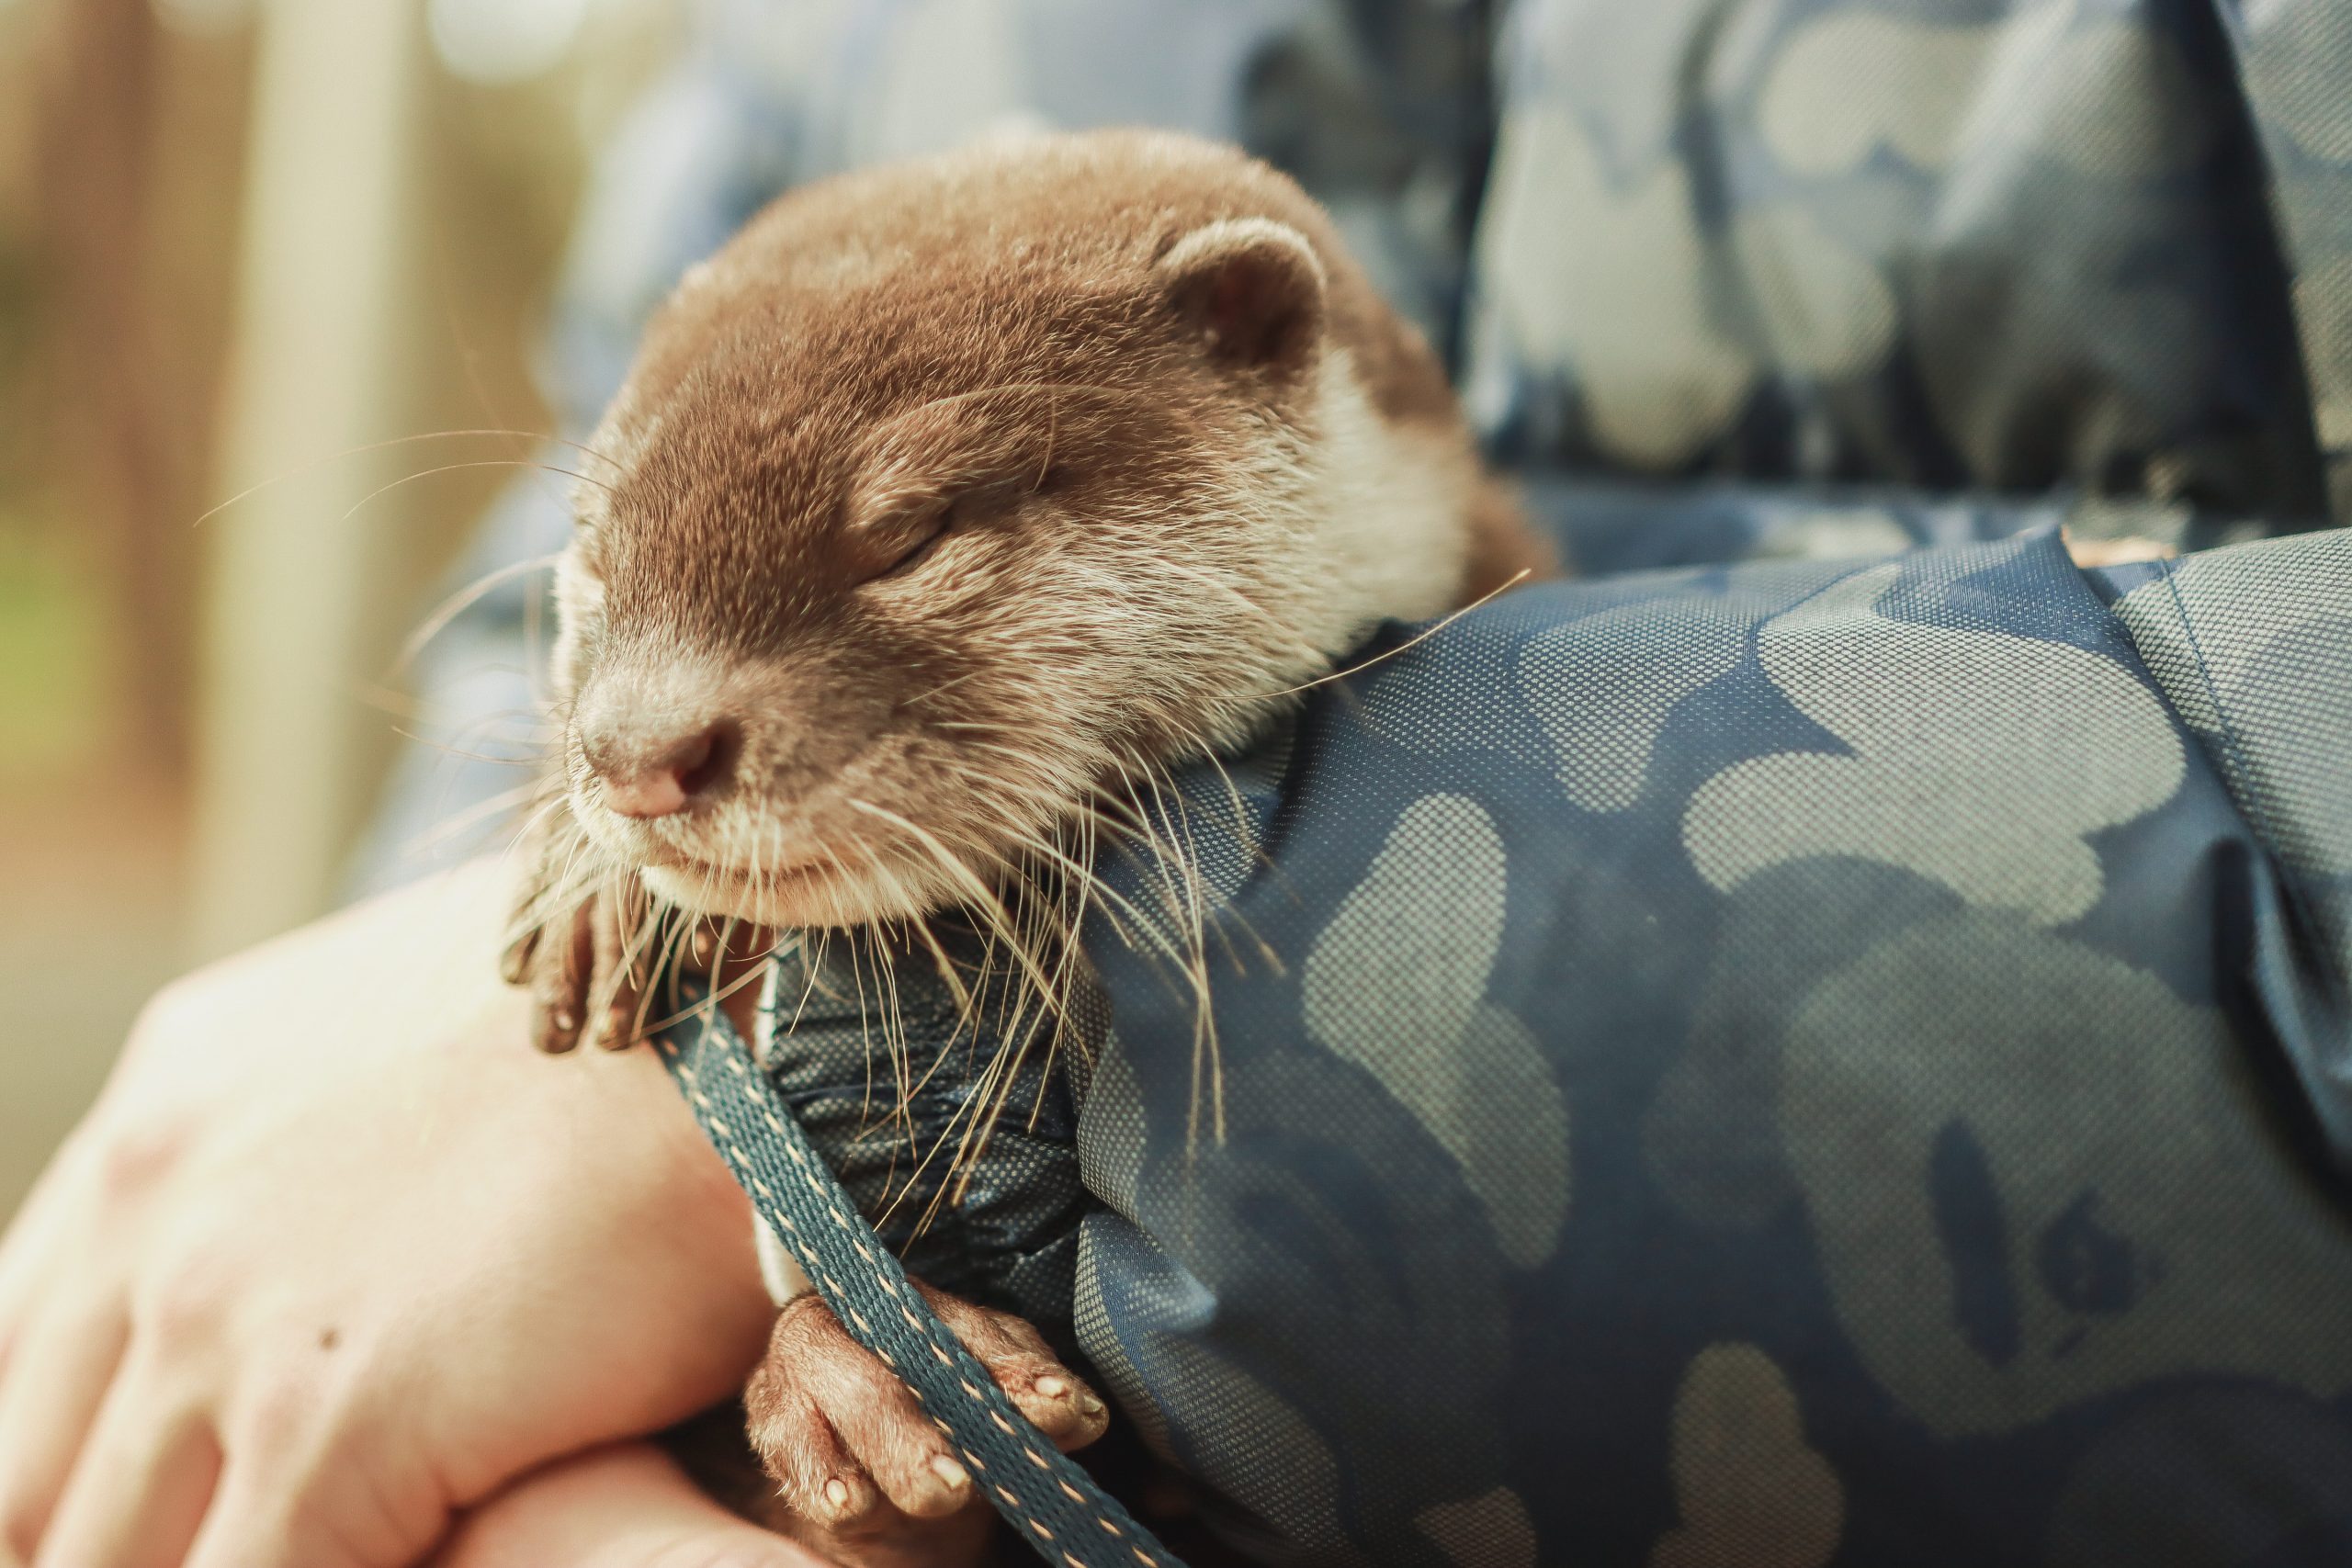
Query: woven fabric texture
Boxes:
[
  {"xmin": 1070, "ymin": 526, "xmax": 2352, "ymax": 1565},
  {"xmin": 340, "ymin": 3, "xmax": 2352, "ymax": 1562}
]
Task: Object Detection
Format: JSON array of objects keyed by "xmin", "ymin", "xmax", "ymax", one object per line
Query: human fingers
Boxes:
[
  {"xmin": 0, "ymin": 1176, "xmax": 66, "ymax": 1381},
  {"xmin": 179, "ymin": 1447, "xmax": 399, "ymax": 1568},
  {"xmin": 0, "ymin": 1293, "xmax": 130, "ymax": 1560},
  {"xmin": 0, "ymin": 1135, "xmax": 81, "ymax": 1330},
  {"xmin": 34, "ymin": 1371, "xmax": 219, "ymax": 1568},
  {"xmin": 432, "ymin": 1442, "xmax": 835, "ymax": 1568}
]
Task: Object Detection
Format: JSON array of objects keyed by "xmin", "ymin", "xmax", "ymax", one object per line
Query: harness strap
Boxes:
[{"xmin": 655, "ymin": 974, "xmax": 1183, "ymax": 1568}]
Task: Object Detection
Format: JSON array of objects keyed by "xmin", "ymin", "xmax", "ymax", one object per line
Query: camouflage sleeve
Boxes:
[{"xmin": 1072, "ymin": 526, "xmax": 2352, "ymax": 1566}]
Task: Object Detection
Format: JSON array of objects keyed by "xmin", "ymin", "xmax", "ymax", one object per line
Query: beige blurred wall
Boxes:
[
  {"xmin": 1, "ymin": 0, "xmax": 680, "ymax": 1217},
  {"xmin": 187, "ymin": 0, "xmax": 478, "ymax": 961}
]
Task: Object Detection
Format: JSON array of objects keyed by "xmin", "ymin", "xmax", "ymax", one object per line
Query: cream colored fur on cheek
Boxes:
[
  {"xmin": 1293, "ymin": 352, "xmax": 1472, "ymax": 641},
  {"xmin": 1185, "ymin": 351, "xmax": 1474, "ymax": 749}
]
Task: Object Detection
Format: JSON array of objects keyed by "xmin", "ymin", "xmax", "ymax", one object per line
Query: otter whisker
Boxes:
[
  {"xmin": 401, "ymin": 780, "xmax": 545, "ymax": 859},
  {"xmin": 194, "ymin": 426, "xmax": 624, "ymax": 529},
  {"xmin": 1119, "ymin": 755, "xmax": 1224, "ymax": 1153},
  {"xmin": 854, "ymin": 919, "xmax": 905, "ymax": 1140},
  {"xmin": 360, "ymin": 676, "xmax": 553, "ymax": 728},
  {"xmin": 636, "ymin": 946, "xmax": 778, "ymax": 1037},
  {"xmin": 493, "ymin": 795, "xmax": 572, "ymax": 893},
  {"xmin": 386, "ymin": 728, "xmax": 548, "ymax": 770},
  {"xmin": 902, "ymin": 669, "xmax": 987, "ymax": 708},
  {"xmin": 390, "ymin": 553, "xmax": 564, "ymax": 681},
  {"xmin": 1255, "ymin": 568, "xmax": 1532, "ymax": 700},
  {"xmin": 327, "ymin": 458, "xmax": 618, "ymax": 535},
  {"xmin": 621, "ymin": 897, "xmax": 673, "ymax": 1044},
  {"xmin": 1152, "ymin": 558, "xmax": 1332, "ymax": 669},
  {"xmin": 844, "ymin": 799, "xmax": 1068, "ymax": 1017}
]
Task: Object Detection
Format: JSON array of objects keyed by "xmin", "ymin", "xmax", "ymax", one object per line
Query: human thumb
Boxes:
[{"xmin": 432, "ymin": 1442, "xmax": 831, "ymax": 1568}]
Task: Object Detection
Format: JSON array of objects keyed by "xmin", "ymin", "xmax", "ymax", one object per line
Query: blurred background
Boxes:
[
  {"xmin": 0, "ymin": 0, "xmax": 689, "ymax": 1216},
  {"xmin": 4, "ymin": 0, "xmax": 2339, "ymax": 1233}
]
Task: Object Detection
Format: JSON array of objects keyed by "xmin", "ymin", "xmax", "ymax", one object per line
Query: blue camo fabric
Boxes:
[
  {"xmin": 354, "ymin": 2, "xmax": 2352, "ymax": 1562},
  {"xmin": 1466, "ymin": 0, "xmax": 2333, "ymax": 566},
  {"xmin": 1066, "ymin": 525, "xmax": 2352, "ymax": 1565}
]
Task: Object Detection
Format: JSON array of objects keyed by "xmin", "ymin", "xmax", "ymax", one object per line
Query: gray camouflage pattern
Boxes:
[
  {"xmin": 354, "ymin": 3, "xmax": 2352, "ymax": 1562},
  {"xmin": 1065, "ymin": 526, "xmax": 2352, "ymax": 1564}
]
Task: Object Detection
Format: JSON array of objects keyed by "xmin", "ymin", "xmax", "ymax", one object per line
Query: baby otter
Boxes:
[{"xmin": 503, "ymin": 128, "xmax": 1549, "ymax": 1554}]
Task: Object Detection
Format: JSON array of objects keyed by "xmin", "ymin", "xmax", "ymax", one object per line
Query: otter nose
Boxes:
[{"xmin": 592, "ymin": 722, "xmax": 737, "ymax": 819}]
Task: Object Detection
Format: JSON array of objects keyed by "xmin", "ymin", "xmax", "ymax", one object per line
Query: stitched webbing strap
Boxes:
[{"xmin": 654, "ymin": 975, "xmax": 1182, "ymax": 1568}]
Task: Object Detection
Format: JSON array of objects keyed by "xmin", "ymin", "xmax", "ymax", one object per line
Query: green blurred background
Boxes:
[{"xmin": 0, "ymin": 0, "xmax": 687, "ymax": 1219}]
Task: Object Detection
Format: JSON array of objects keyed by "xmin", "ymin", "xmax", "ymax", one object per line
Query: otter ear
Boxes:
[{"xmin": 1155, "ymin": 217, "xmax": 1327, "ymax": 377}]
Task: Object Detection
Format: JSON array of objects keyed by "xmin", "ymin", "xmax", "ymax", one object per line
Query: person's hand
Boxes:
[
  {"xmin": 432, "ymin": 1443, "xmax": 834, "ymax": 1568},
  {"xmin": 0, "ymin": 859, "xmax": 778, "ymax": 1568}
]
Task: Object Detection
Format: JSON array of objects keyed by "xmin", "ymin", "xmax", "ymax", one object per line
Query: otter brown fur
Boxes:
[{"xmin": 500, "ymin": 128, "xmax": 1551, "ymax": 1554}]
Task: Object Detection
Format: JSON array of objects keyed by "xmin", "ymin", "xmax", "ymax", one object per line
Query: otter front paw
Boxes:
[
  {"xmin": 501, "ymin": 874, "xmax": 656, "ymax": 1055},
  {"xmin": 745, "ymin": 1285, "xmax": 1110, "ymax": 1561}
]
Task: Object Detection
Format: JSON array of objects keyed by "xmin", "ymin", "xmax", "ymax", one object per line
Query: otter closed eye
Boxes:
[
  {"xmin": 498, "ymin": 126, "xmax": 1554, "ymax": 1545},
  {"xmin": 867, "ymin": 513, "xmax": 948, "ymax": 582}
]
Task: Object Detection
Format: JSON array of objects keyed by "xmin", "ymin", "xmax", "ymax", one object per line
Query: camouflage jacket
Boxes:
[{"xmin": 363, "ymin": 4, "xmax": 2352, "ymax": 1562}]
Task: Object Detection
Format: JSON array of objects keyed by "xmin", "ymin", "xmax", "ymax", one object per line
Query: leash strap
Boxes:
[{"xmin": 654, "ymin": 974, "xmax": 1182, "ymax": 1568}]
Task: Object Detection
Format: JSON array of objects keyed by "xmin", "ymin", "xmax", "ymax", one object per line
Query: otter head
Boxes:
[{"xmin": 552, "ymin": 130, "xmax": 1471, "ymax": 930}]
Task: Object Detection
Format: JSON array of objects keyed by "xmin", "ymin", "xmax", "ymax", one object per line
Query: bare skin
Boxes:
[
  {"xmin": 2062, "ymin": 530, "xmax": 2178, "ymax": 567},
  {"xmin": 432, "ymin": 1442, "xmax": 834, "ymax": 1568},
  {"xmin": 0, "ymin": 862, "xmax": 794, "ymax": 1568}
]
